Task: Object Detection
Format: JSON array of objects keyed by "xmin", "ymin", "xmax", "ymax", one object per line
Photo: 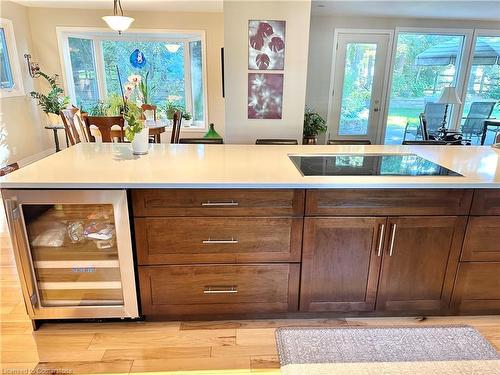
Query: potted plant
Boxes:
[
  {"xmin": 124, "ymin": 101, "xmax": 148, "ymax": 155},
  {"xmin": 303, "ymin": 107, "xmax": 327, "ymax": 145},
  {"xmin": 29, "ymin": 71, "xmax": 69, "ymax": 126},
  {"xmin": 165, "ymin": 101, "xmax": 192, "ymax": 124}
]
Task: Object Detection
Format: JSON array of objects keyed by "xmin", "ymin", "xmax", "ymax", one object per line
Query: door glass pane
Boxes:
[
  {"xmin": 189, "ymin": 40, "xmax": 205, "ymax": 123},
  {"xmin": 21, "ymin": 204, "xmax": 123, "ymax": 307},
  {"xmin": 461, "ymin": 36, "xmax": 500, "ymax": 145},
  {"xmin": 68, "ymin": 37, "xmax": 99, "ymax": 110},
  {"xmin": 0, "ymin": 28, "xmax": 14, "ymax": 89},
  {"xmin": 339, "ymin": 43, "xmax": 377, "ymax": 136},
  {"xmin": 385, "ymin": 33, "xmax": 465, "ymax": 144}
]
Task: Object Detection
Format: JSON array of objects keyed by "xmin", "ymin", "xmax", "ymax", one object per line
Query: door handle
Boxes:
[
  {"xmin": 5, "ymin": 199, "xmax": 38, "ymax": 314},
  {"xmin": 374, "ymin": 108, "xmax": 379, "ymax": 112},
  {"xmin": 203, "ymin": 285, "xmax": 238, "ymax": 294},
  {"xmin": 377, "ymin": 224, "xmax": 385, "ymax": 257},
  {"xmin": 202, "ymin": 238, "xmax": 238, "ymax": 244},
  {"xmin": 201, "ymin": 201, "xmax": 239, "ymax": 207},
  {"xmin": 388, "ymin": 224, "xmax": 397, "ymax": 257}
]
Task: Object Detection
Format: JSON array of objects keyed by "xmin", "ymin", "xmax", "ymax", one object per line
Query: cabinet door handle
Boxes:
[
  {"xmin": 201, "ymin": 201, "xmax": 239, "ymax": 207},
  {"xmin": 389, "ymin": 224, "xmax": 397, "ymax": 257},
  {"xmin": 202, "ymin": 238, "xmax": 238, "ymax": 244},
  {"xmin": 377, "ymin": 224, "xmax": 385, "ymax": 257},
  {"xmin": 203, "ymin": 285, "xmax": 238, "ymax": 294}
]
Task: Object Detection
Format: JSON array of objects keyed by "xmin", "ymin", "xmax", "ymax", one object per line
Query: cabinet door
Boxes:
[
  {"xmin": 462, "ymin": 216, "xmax": 500, "ymax": 261},
  {"xmin": 300, "ymin": 217, "xmax": 386, "ymax": 312},
  {"xmin": 376, "ymin": 216, "xmax": 466, "ymax": 313}
]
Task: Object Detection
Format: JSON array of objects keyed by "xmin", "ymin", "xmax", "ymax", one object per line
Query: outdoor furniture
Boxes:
[
  {"xmin": 44, "ymin": 125, "xmax": 68, "ymax": 152},
  {"xmin": 460, "ymin": 102, "xmax": 496, "ymax": 144},
  {"xmin": 179, "ymin": 138, "xmax": 224, "ymax": 144},
  {"xmin": 403, "ymin": 103, "xmax": 447, "ymax": 141},
  {"xmin": 402, "ymin": 140, "xmax": 447, "ymax": 145},
  {"xmin": 170, "ymin": 112, "xmax": 183, "ymax": 144},
  {"xmin": 84, "ymin": 116, "xmax": 125, "ymax": 143},
  {"xmin": 327, "ymin": 139, "xmax": 371, "ymax": 145},
  {"xmin": 255, "ymin": 139, "xmax": 298, "ymax": 145},
  {"xmin": 481, "ymin": 119, "xmax": 500, "ymax": 145}
]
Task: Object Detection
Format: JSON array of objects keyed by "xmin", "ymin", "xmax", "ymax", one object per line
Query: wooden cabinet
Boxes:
[
  {"xmin": 462, "ymin": 216, "xmax": 500, "ymax": 261},
  {"xmin": 471, "ymin": 189, "xmax": 500, "ymax": 215},
  {"xmin": 139, "ymin": 264, "xmax": 300, "ymax": 316},
  {"xmin": 376, "ymin": 216, "xmax": 466, "ymax": 312},
  {"xmin": 135, "ymin": 217, "xmax": 303, "ymax": 264},
  {"xmin": 451, "ymin": 262, "xmax": 500, "ymax": 314},
  {"xmin": 300, "ymin": 217, "xmax": 385, "ymax": 312}
]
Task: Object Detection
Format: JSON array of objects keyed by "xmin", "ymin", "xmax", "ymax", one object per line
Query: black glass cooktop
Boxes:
[{"xmin": 290, "ymin": 154, "xmax": 462, "ymax": 177}]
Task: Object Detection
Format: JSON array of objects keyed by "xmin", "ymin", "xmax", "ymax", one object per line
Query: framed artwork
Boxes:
[
  {"xmin": 248, "ymin": 20, "xmax": 285, "ymax": 70},
  {"xmin": 248, "ymin": 73, "xmax": 283, "ymax": 119}
]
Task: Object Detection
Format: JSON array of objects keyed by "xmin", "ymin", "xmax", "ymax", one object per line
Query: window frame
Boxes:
[
  {"xmin": 56, "ymin": 27, "xmax": 209, "ymax": 130},
  {"xmin": 0, "ymin": 18, "xmax": 25, "ymax": 98}
]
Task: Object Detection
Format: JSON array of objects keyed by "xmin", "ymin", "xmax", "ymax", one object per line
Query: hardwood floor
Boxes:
[{"xmin": 1, "ymin": 200, "xmax": 499, "ymax": 374}]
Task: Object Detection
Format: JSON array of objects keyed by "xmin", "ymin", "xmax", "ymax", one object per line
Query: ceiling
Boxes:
[
  {"xmin": 312, "ymin": 0, "xmax": 500, "ymax": 21},
  {"xmin": 8, "ymin": 0, "xmax": 223, "ymax": 12}
]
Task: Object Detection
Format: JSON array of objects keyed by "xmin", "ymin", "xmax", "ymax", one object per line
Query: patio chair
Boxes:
[
  {"xmin": 461, "ymin": 102, "xmax": 496, "ymax": 143},
  {"xmin": 402, "ymin": 103, "xmax": 447, "ymax": 141}
]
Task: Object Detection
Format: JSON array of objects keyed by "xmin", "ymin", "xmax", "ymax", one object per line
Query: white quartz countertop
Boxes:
[{"xmin": 1, "ymin": 143, "xmax": 500, "ymax": 189}]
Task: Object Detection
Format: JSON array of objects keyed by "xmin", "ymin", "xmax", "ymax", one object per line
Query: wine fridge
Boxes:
[{"xmin": 2, "ymin": 190, "xmax": 139, "ymax": 320}]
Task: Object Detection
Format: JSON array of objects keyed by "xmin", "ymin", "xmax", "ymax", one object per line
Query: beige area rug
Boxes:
[{"xmin": 276, "ymin": 326, "xmax": 500, "ymax": 375}]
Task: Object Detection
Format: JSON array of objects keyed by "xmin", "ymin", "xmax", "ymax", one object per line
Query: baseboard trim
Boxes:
[{"xmin": 17, "ymin": 148, "xmax": 55, "ymax": 168}]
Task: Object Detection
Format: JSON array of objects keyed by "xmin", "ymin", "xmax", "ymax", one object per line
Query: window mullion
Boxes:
[
  {"xmin": 94, "ymin": 37, "xmax": 107, "ymax": 101},
  {"xmin": 184, "ymin": 40, "xmax": 194, "ymax": 124}
]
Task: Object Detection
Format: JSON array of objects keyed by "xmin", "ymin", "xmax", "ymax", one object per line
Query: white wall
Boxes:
[
  {"xmin": 306, "ymin": 15, "xmax": 500, "ymax": 143},
  {"xmin": 224, "ymin": 0, "xmax": 311, "ymax": 144},
  {"xmin": 0, "ymin": 0, "xmax": 51, "ymax": 167}
]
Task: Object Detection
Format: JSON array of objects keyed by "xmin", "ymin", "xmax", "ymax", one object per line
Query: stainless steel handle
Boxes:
[
  {"xmin": 4, "ymin": 199, "xmax": 38, "ymax": 313},
  {"xmin": 377, "ymin": 224, "xmax": 385, "ymax": 257},
  {"xmin": 201, "ymin": 201, "xmax": 239, "ymax": 207},
  {"xmin": 203, "ymin": 285, "xmax": 238, "ymax": 294},
  {"xmin": 389, "ymin": 224, "xmax": 397, "ymax": 257},
  {"xmin": 374, "ymin": 108, "xmax": 379, "ymax": 112},
  {"xmin": 203, "ymin": 238, "xmax": 238, "ymax": 244}
]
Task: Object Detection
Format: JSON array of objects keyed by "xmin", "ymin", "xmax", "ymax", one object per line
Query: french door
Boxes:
[{"xmin": 329, "ymin": 32, "xmax": 391, "ymax": 144}]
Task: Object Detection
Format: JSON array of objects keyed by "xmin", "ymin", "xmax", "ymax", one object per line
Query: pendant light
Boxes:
[
  {"xmin": 165, "ymin": 43, "xmax": 181, "ymax": 53},
  {"xmin": 102, "ymin": 0, "xmax": 134, "ymax": 35}
]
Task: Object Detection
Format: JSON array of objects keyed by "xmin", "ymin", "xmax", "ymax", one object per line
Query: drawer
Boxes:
[
  {"xmin": 132, "ymin": 189, "xmax": 305, "ymax": 217},
  {"xmin": 135, "ymin": 217, "xmax": 302, "ymax": 264},
  {"xmin": 451, "ymin": 262, "xmax": 500, "ymax": 314},
  {"xmin": 306, "ymin": 189, "xmax": 473, "ymax": 216},
  {"xmin": 471, "ymin": 190, "xmax": 500, "ymax": 215},
  {"xmin": 138, "ymin": 264, "xmax": 300, "ymax": 315},
  {"xmin": 462, "ymin": 216, "xmax": 500, "ymax": 261}
]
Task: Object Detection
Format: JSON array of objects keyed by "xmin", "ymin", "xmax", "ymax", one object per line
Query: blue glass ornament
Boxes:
[{"xmin": 130, "ymin": 49, "xmax": 146, "ymax": 68}]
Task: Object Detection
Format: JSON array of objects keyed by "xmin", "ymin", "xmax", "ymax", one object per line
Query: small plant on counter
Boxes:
[
  {"xmin": 165, "ymin": 101, "xmax": 192, "ymax": 121},
  {"xmin": 123, "ymin": 101, "xmax": 144, "ymax": 142},
  {"xmin": 303, "ymin": 107, "xmax": 327, "ymax": 144},
  {"xmin": 29, "ymin": 71, "xmax": 69, "ymax": 115}
]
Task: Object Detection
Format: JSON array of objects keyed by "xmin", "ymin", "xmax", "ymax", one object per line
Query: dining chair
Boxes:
[
  {"xmin": 170, "ymin": 111, "xmax": 183, "ymax": 144},
  {"xmin": 179, "ymin": 138, "xmax": 224, "ymax": 144},
  {"xmin": 60, "ymin": 108, "xmax": 83, "ymax": 146},
  {"xmin": 84, "ymin": 116, "xmax": 125, "ymax": 143},
  {"xmin": 402, "ymin": 140, "xmax": 447, "ymax": 145},
  {"xmin": 327, "ymin": 139, "xmax": 371, "ymax": 145},
  {"xmin": 141, "ymin": 104, "xmax": 157, "ymax": 121},
  {"xmin": 255, "ymin": 139, "xmax": 298, "ymax": 145}
]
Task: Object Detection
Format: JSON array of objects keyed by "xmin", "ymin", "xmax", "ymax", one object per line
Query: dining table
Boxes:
[{"xmin": 145, "ymin": 119, "xmax": 167, "ymax": 143}]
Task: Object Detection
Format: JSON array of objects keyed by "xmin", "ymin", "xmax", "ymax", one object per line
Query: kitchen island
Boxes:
[{"xmin": 1, "ymin": 143, "xmax": 500, "ymax": 324}]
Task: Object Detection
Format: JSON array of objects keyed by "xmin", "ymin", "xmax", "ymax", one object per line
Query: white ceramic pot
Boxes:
[
  {"xmin": 46, "ymin": 112, "xmax": 61, "ymax": 126},
  {"xmin": 131, "ymin": 126, "xmax": 149, "ymax": 155}
]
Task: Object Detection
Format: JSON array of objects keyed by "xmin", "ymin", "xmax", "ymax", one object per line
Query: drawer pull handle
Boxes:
[
  {"xmin": 203, "ymin": 238, "xmax": 239, "ymax": 244},
  {"xmin": 377, "ymin": 224, "xmax": 385, "ymax": 257},
  {"xmin": 204, "ymin": 286, "xmax": 238, "ymax": 294},
  {"xmin": 201, "ymin": 200, "xmax": 239, "ymax": 207},
  {"xmin": 389, "ymin": 224, "xmax": 397, "ymax": 257}
]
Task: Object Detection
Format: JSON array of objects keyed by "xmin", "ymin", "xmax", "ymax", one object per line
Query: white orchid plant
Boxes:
[{"xmin": 123, "ymin": 74, "xmax": 145, "ymax": 142}]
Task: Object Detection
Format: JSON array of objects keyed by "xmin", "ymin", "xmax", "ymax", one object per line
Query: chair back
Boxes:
[
  {"xmin": 84, "ymin": 116, "xmax": 125, "ymax": 143},
  {"xmin": 328, "ymin": 139, "xmax": 371, "ymax": 145},
  {"xmin": 423, "ymin": 103, "xmax": 447, "ymax": 135},
  {"xmin": 255, "ymin": 139, "xmax": 298, "ymax": 145},
  {"xmin": 60, "ymin": 108, "xmax": 83, "ymax": 145},
  {"xmin": 170, "ymin": 111, "xmax": 183, "ymax": 144},
  {"xmin": 462, "ymin": 102, "xmax": 496, "ymax": 136},
  {"xmin": 141, "ymin": 104, "xmax": 157, "ymax": 121},
  {"xmin": 402, "ymin": 140, "xmax": 447, "ymax": 145},
  {"xmin": 179, "ymin": 138, "xmax": 224, "ymax": 144}
]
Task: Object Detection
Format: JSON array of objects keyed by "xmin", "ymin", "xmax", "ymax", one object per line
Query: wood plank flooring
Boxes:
[{"xmin": 0, "ymin": 200, "xmax": 499, "ymax": 374}]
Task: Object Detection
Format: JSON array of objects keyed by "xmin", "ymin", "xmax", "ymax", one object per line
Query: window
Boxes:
[
  {"xmin": 384, "ymin": 32, "xmax": 467, "ymax": 144},
  {"xmin": 461, "ymin": 35, "xmax": 500, "ymax": 144},
  {"xmin": 0, "ymin": 18, "xmax": 24, "ymax": 97},
  {"xmin": 59, "ymin": 30, "xmax": 208, "ymax": 129}
]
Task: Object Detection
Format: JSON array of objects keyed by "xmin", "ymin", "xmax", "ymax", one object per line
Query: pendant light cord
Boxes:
[{"xmin": 113, "ymin": 0, "xmax": 124, "ymax": 16}]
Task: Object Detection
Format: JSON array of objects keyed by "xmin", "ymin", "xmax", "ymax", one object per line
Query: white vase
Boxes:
[{"xmin": 131, "ymin": 126, "xmax": 149, "ymax": 155}]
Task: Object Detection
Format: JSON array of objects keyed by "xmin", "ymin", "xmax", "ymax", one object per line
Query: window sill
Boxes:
[{"xmin": 0, "ymin": 89, "xmax": 25, "ymax": 99}]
